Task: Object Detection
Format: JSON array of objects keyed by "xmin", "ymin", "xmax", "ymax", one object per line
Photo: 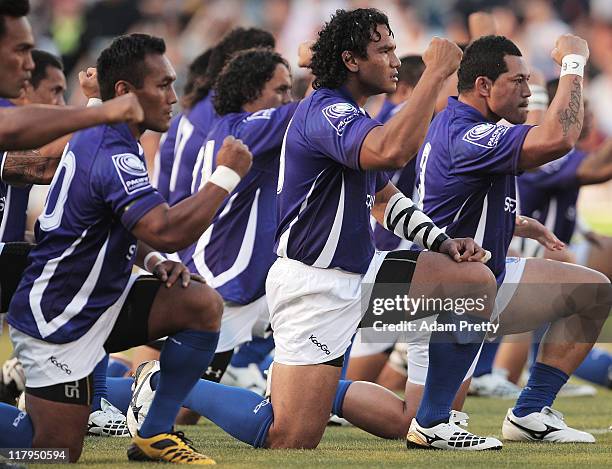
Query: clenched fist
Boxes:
[
  {"xmin": 216, "ymin": 136, "xmax": 252, "ymax": 178},
  {"xmin": 551, "ymin": 34, "xmax": 589, "ymax": 65},
  {"xmin": 423, "ymin": 37, "xmax": 463, "ymax": 79},
  {"xmin": 101, "ymin": 93, "xmax": 144, "ymax": 124},
  {"xmin": 79, "ymin": 67, "xmax": 100, "ymax": 99}
]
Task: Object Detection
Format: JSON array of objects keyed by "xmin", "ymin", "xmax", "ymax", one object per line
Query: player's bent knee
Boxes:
[{"xmin": 179, "ymin": 283, "xmax": 223, "ymax": 332}]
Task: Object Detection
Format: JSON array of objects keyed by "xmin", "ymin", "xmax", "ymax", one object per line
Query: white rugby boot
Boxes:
[
  {"xmin": 88, "ymin": 398, "xmax": 130, "ymax": 437},
  {"xmin": 127, "ymin": 360, "xmax": 160, "ymax": 437},
  {"xmin": 468, "ymin": 369, "xmax": 522, "ymax": 399},
  {"xmin": 502, "ymin": 406, "xmax": 595, "ymax": 443}
]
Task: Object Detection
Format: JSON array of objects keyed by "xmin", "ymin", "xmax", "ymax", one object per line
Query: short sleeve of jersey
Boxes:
[
  {"xmin": 452, "ymin": 122, "xmax": 533, "ymax": 176},
  {"xmin": 91, "ymin": 151, "xmax": 165, "ymax": 231},
  {"xmin": 238, "ymin": 102, "xmax": 299, "ymax": 156},
  {"xmin": 375, "ymin": 171, "xmax": 390, "ymax": 192},
  {"xmin": 306, "ymin": 100, "xmax": 381, "ymax": 171}
]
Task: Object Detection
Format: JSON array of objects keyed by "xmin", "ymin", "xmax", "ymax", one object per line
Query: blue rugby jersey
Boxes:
[
  {"xmin": 373, "ymin": 101, "xmax": 418, "ymax": 251},
  {"xmin": 518, "ymin": 148, "xmax": 587, "ymax": 244},
  {"xmin": 155, "ymin": 94, "xmax": 217, "ymax": 206},
  {"xmin": 8, "ymin": 123, "xmax": 165, "ymax": 343},
  {"xmin": 415, "ymin": 97, "xmax": 533, "ymax": 283},
  {"xmin": 185, "ymin": 102, "xmax": 299, "ymax": 304},
  {"xmin": 0, "ymin": 98, "xmax": 31, "ymax": 242},
  {"xmin": 274, "ymin": 87, "xmax": 390, "ymax": 275}
]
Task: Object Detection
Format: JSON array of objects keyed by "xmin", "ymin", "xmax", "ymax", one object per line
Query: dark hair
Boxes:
[
  {"xmin": 457, "ymin": 35, "xmax": 522, "ymax": 93},
  {"xmin": 189, "ymin": 27, "xmax": 275, "ymax": 107},
  {"xmin": 546, "ymin": 78, "xmax": 559, "ymax": 101},
  {"xmin": 310, "ymin": 8, "xmax": 392, "ymax": 90},
  {"xmin": 213, "ymin": 48, "xmax": 288, "ymax": 116},
  {"xmin": 183, "ymin": 48, "xmax": 212, "ymax": 99},
  {"xmin": 0, "ymin": 0, "xmax": 29, "ymax": 39},
  {"xmin": 397, "ymin": 55, "xmax": 425, "ymax": 88},
  {"xmin": 30, "ymin": 49, "xmax": 63, "ymax": 88},
  {"xmin": 97, "ymin": 33, "xmax": 166, "ymax": 101}
]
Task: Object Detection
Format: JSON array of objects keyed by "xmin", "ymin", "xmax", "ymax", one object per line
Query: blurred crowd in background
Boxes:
[{"xmin": 23, "ymin": 0, "xmax": 612, "ymax": 227}]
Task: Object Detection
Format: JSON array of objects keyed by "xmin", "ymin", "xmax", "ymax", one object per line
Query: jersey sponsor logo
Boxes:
[
  {"xmin": 49, "ymin": 355, "xmax": 72, "ymax": 375},
  {"xmin": 64, "ymin": 381, "xmax": 81, "ymax": 399},
  {"xmin": 504, "ymin": 196, "xmax": 517, "ymax": 213},
  {"xmin": 12, "ymin": 411, "xmax": 27, "ymax": 428},
  {"xmin": 322, "ymin": 102, "xmax": 360, "ymax": 136},
  {"xmin": 366, "ymin": 194, "xmax": 375, "ymax": 210},
  {"xmin": 0, "ymin": 195, "xmax": 4, "ymax": 213},
  {"xmin": 245, "ymin": 108, "xmax": 276, "ymax": 121},
  {"xmin": 112, "ymin": 153, "xmax": 151, "ymax": 195},
  {"xmin": 462, "ymin": 123, "xmax": 509, "ymax": 148},
  {"xmin": 309, "ymin": 334, "xmax": 331, "ymax": 355}
]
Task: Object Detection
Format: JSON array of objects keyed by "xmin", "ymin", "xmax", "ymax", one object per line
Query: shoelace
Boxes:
[{"xmin": 171, "ymin": 431, "xmax": 197, "ymax": 451}]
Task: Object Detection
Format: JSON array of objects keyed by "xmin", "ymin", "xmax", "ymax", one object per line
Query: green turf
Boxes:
[{"xmin": 17, "ymin": 391, "xmax": 612, "ymax": 468}]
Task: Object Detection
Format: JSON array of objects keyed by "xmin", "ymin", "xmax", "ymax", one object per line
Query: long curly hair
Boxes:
[
  {"xmin": 213, "ymin": 48, "xmax": 288, "ymax": 116},
  {"xmin": 310, "ymin": 8, "xmax": 392, "ymax": 90}
]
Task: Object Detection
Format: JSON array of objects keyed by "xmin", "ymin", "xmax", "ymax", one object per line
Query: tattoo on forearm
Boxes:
[
  {"xmin": 557, "ymin": 76, "xmax": 582, "ymax": 137},
  {"xmin": 2, "ymin": 151, "xmax": 55, "ymax": 184}
]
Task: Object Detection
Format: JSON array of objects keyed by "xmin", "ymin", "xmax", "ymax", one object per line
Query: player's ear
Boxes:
[
  {"xmin": 475, "ymin": 76, "xmax": 492, "ymax": 98},
  {"xmin": 342, "ymin": 50, "xmax": 359, "ymax": 73},
  {"xmin": 114, "ymin": 80, "xmax": 134, "ymax": 97}
]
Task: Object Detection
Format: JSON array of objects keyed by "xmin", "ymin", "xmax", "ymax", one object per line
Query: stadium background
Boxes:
[{"xmin": 1, "ymin": 0, "xmax": 611, "ymax": 466}]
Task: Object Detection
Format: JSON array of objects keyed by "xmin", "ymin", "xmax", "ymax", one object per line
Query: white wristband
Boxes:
[
  {"xmin": 208, "ymin": 165, "xmax": 241, "ymax": 193},
  {"xmin": 560, "ymin": 54, "xmax": 586, "ymax": 78},
  {"xmin": 87, "ymin": 97, "xmax": 103, "ymax": 107},
  {"xmin": 144, "ymin": 251, "xmax": 165, "ymax": 273}
]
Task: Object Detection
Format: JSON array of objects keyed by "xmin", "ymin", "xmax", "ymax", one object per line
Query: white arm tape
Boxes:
[
  {"xmin": 383, "ymin": 192, "xmax": 449, "ymax": 251},
  {"xmin": 560, "ymin": 54, "xmax": 586, "ymax": 78},
  {"xmin": 144, "ymin": 251, "xmax": 166, "ymax": 273},
  {"xmin": 0, "ymin": 152, "xmax": 6, "ymax": 181},
  {"xmin": 208, "ymin": 165, "xmax": 241, "ymax": 193}
]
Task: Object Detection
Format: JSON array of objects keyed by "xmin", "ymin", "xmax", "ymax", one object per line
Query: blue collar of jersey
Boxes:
[{"xmin": 447, "ymin": 96, "xmax": 494, "ymax": 123}]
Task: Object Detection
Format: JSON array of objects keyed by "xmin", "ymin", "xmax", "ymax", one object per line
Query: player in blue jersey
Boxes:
[
  {"xmin": 0, "ymin": 50, "xmax": 66, "ymax": 243},
  {"xmin": 413, "ymin": 34, "xmax": 611, "ymax": 445},
  {"xmin": 127, "ymin": 47, "xmax": 299, "ymax": 430},
  {"xmin": 124, "ymin": 8, "xmax": 507, "ymax": 452},
  {"xmin": 155, "ymin": 27, "xmax": 275, "ymax": 207},
  {"xmin": 0, "ymin": 33, "xmax": 253, "ymax": 463}
]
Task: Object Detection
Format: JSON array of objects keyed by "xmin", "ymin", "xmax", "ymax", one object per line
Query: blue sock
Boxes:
[
  {"xmin": 107, "ymin": 377, "xmax": 134, "ymax": 414},
  {"xmin": 416, "ymin": 322, "xmax": 483, "ymax": 427},
  {"xmin": 182, "ymin": 379, "xmax": 273, "ymax": 448},
  {"xmin": 107, "ymin": 357, "xmax": 130, "ymax": 377},
  {"xmin": 574, "ymin": 348, "xmax": 612, "ymax": 387},
  {"xmin": 139, "ymin": 329, "xmax": 219, "ymax": 438},
  {"xmin": 91, "ymin": 355, "xmax": 109, "ymax": 411},
  {"xmin": 231, "ymin": 336, "xmax": 275, "ymax": 368},
  {"xmin": 332, "ymin": 380, "xmax": 353, "ymax": 418},
  {"xmin": 0, "ymin": 403, "xmax": 33, "ymax": 447},
  {"xmin": 529, "ymin": 325, "xmax": 548, "ymax": 368},
  {"xmin": 513, "ymin": 362, "xmax": 569, "ymax": 417},
  {"xmin": 473, "ymin": 340, "xmax": 500, "ymax": 377}
]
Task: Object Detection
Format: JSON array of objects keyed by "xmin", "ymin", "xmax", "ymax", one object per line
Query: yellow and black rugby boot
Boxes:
[{"xmin": 127, "ymin": 430, "xmax": 216, "ymax": 464}]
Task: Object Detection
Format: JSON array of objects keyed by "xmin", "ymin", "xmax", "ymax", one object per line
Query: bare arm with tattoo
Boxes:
[{"xmin": 519, "ymin": 34, "xmax": 589, "ymax": 170}]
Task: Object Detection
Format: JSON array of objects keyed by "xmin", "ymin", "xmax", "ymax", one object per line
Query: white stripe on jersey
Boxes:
[
  {"xmin": 193, "ymin": 189, "xmax": 260, "ymax": 288},
  {"xmin": 543, "ymin": 197, "xmax": 558, "ymax": 231},
  {"xmin": 196, "ymin": 140, "xmax": 215, "ymax": 193},
  {"xmin": 31, "ymin": 230, "xmax": 110, "ymax": 338},
  {"xmin": 190, "ymin": 144, "xmax": 206, "ymax": 194},
  {"xmin": 169, "ymin": 116, "xmax": 194, "ymax": 192},
  {"xmin": 313, "ymin": 175, "xmax": 345, "ymax": 268},
  {"xmin": 0, "ymin": 185, "xmax": 12, "ymax": 239},
  {"xmin": 151, "ymin": 132, "xmax": 167, "ymax": 189},
  {"xmin": 473, "ymin": 194, "xmax": 488, "ymax": 246},
  {"xmin": 276, "ymin": 170, "xmax": 323, "ymax": 258}
]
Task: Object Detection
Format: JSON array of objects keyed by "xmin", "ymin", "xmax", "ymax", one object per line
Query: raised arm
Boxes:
[
  {"xmin": 359, "ymin": 38, "xmax": 463, "ymax": 170},
  {"xmin": 131, "ymin": 136, "xmax": 252, "ymax": 252},
  {"xmin": 519, "ymin": 35, "xmax": 589, "ymax": 170},
  {"xmin": 0, "ymin": 93, "xmax": 143, "ymax": 151},
  {"xmin": 576, "ymin": 139, "xmax": 612, "ymax": 185}
]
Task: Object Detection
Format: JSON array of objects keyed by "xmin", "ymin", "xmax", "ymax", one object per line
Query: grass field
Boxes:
[{"xmin": 0, "ymin": 330, "xmax": 611, "ymax": 468}]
